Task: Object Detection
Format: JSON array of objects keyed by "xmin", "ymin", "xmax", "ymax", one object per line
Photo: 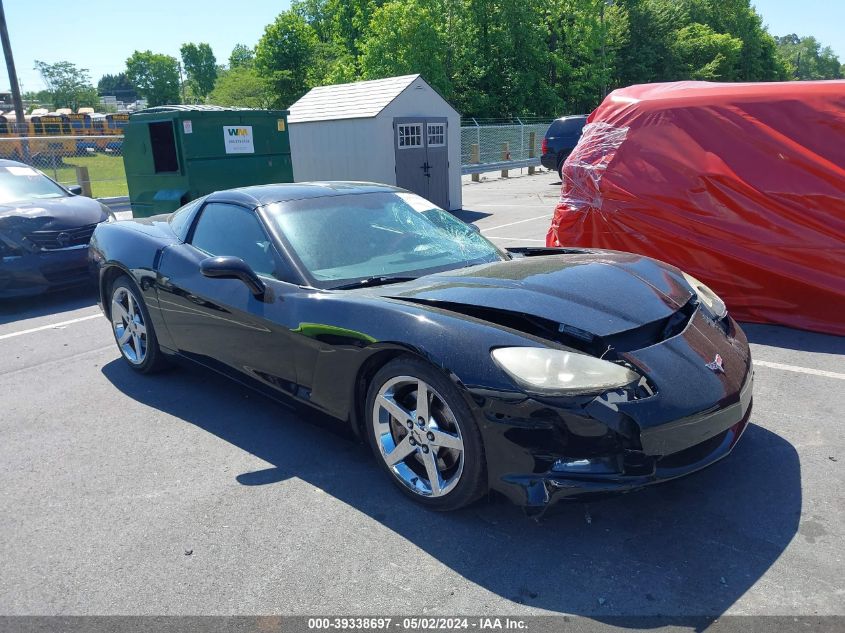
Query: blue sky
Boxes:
[
  {"xmin": 1, "ymin": 0, "xmax": 292, "ymax": 93},
  {"xmin": 1, "ymin": 0, "xmax": 843, "ymax": 93}
]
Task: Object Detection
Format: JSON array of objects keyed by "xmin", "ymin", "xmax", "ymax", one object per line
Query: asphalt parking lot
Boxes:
[{"xmin": 1, "ymin": 172, "xmax": 843, "ymax": 619}]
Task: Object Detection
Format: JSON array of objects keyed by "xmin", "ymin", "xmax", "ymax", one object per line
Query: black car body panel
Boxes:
[
  {"xmin": 0, "ymin": 162, "xmax": 112, "ymax": 298},
  {"xmin": 89, "ymin": 183, "xmax": 753, "ymax": 511},
  {"xmin": 541, "ymin": 115, "xmax": 588, "ymax": 173}
]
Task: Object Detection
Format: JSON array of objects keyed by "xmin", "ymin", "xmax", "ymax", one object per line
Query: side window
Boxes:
[
  {"xmin": 190, "ymin": 203, "xmax": 278, "ymax": 276},
  {"xmin": 168, "ymin": 196, "xmax": 205, "ymax": 241}
]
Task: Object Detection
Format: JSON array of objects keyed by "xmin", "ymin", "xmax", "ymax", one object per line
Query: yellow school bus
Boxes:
[
  {"xmin": 0, "ymin": 114, "xmax": 25, "ymax": 160},
  {"xmin": 93, "ymin": 112, "xmax": 129, "ymax": 151},
  {"xmin": 23, "ymin": 115, "xmax": 77, "ymax": 158},
  {"xmin": 64, "ymin": 112, "xmax": 99, "ymax": 153}
]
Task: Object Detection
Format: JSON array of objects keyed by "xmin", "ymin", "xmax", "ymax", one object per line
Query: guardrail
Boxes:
[{"xmin": 462, "ymin": 158, "xmax": 541, "ymax": 175}]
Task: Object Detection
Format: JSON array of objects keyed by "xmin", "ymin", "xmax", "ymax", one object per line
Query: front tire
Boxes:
[
  {"xmin": 365, "ymin": 357, "xmax": 486, "ymax": 511},
  {"xmin": 109, "ymin": 275, "xmax": 166, "ymax": 374}
]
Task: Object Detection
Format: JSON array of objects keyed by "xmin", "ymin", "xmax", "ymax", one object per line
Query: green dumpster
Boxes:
[{"xmin": 122, "ymin": 105, "xmax": 292, "ymax": 217}]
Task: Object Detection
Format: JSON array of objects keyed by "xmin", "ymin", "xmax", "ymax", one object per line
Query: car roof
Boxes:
[
  {"xmin": 555, "ymin": 114, "xmax": 588, "ymax": 122},
  {"xmin": 0, "ymin": 159, "xmax": 30, "ymax": 168},
  {"xmin": 208, "ymin": 181, "xmax": 405, "ymax": 207}
]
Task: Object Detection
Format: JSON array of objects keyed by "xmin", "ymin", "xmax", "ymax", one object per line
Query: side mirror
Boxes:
[
  {"xmin": 200, "ymin": 256, "xmax": 265, "ymax": 297},
  {"xmin": 67, "ymin": 184, "xmax": 83, "ymax": 195},
  {"xmin": 468, "ymin": 223, "xmax": 481, "ymax": 233}
]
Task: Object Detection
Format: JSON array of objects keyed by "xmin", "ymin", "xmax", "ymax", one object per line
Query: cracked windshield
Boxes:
[{"xmin": 269, "ymin": 191, "xmax": 505, "ymax": 286}]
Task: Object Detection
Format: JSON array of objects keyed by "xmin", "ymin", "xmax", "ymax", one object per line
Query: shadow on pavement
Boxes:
[
  {"xmin": 102, "ymin": 358, "xmax": 801, "ymax": 623},
  {"xmin": 0, "ymin": 285, "xmax": 98, "ymax": 326},
  {"xmin": 742, "ymin": 323, "xmax": 845, "ymax": 355},
  {"xmin": 452, "ymin": 208, "xmax": 494, "ymax": 224}
]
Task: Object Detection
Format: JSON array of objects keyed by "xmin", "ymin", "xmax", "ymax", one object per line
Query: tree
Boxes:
[
  {"xmin": 22, "ymin": 90, "xmax": 52, "ymax": 110},
  {"xmin": 669, "ymin": 23, "xmax": 742, "ymax": 80},
  {"xmin": 543, "ymin": 0, "xmax": 629, "ymax": 115},
  {"xmin": 613, "ymin": 0, "xmax": 685, "ymax": 86},
  {"xmin": 207, "ymin": 67, "xmax": 270, "ymax": 108},
  {"xmin": 33, "ymin": 60, "xmax": 99, "ymax": 110},
  {"xmin": 97, "ymin": 73, "xmax": 138, "ymax": 101},
  {"xmin": 324, "ymin": 0, "xmax": 383, "ymax": 66},
  {"xmin": 684, "ymin": 0, "xmax": 786, "ymax": 80},
  {"xmin": 359, "ymin": 0, "xmax": 451, "ymax": 95},
  {"xmin": 255, "ymin": 11, "xmax": 318, "ymax": 108},
  {"xmin": 180, "ymin": 42, "xmax": 217, "ymax": 98},
  {"xmin": 229, "ymin": 44, "xmax": 255, "ymax": 69},
  {"xmin": 775, "ymin": 34, "xmax": 843, "ymax": 80},
  {"xmin": 244, "ymin": 0, "xmax": 836, "ymax": 118},
  {"xmin": 126, "ymin": 51, "xmax": 181, "ymax": 106}
]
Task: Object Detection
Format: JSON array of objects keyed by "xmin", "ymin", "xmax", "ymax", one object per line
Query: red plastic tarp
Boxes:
[{"xmin": 546, "ymin": 80, "xmax": 845, "ymax": 336}]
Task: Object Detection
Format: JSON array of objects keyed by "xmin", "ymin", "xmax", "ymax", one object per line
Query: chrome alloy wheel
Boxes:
[
  {"xmin": 111, "ymin": 286, "xmax": 147, "ymax": 365},
  {"xmin": 372, "ymin": 376, "xmax": 465, "ymax": 497}
]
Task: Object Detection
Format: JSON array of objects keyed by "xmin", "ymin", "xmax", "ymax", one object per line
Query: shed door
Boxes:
[{"xmin": 394, "ymin": 117, "xmax": 449, "ymax": 209}]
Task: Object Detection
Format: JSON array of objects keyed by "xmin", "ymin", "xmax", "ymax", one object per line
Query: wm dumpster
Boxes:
[{"xmin": 122, "ymin": 105, "xmax": 292, "ymax": 217}]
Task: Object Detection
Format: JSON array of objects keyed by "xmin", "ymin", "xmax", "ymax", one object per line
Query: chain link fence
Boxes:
[
  {"xmin": 0, "ymin": 135, "xmax": 128, "ymax": 199},
  {"xmin": 460, "ymin": 118, "xmax": 553, "ymax": 174}
]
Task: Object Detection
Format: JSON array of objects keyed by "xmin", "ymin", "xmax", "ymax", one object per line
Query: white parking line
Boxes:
[
  {"xmin": 0, "ymin": 313, "xmax": 102, "ymax": 341},
  {"xmin": 480, "ymin": 214, "xmax": 553, "ymax": 233},
  {"xmin": 755, "ymin": 360, "xmax": 845, "ymax": 381}
]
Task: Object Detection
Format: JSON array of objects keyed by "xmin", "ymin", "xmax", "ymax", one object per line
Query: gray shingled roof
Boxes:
[{"xmin": 287, "ymin": 75, "xmax": 422, "ymax": 124}]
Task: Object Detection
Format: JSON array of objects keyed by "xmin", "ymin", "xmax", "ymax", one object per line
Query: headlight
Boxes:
[
  {"xmin": 105, "ymin": 211, "xmax": 117, "ymax": 223},
  {"xmin": 682, "ymin": 272, "xmax": 727, "ymax": 319},
  {"xmin": 491, "ymin": 347, "xmax": 640, "ymax": 396}
]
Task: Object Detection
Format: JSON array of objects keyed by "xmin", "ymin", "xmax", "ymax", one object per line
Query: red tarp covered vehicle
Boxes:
[{"xmin": 547, "ymin": 81, "xmax": 845, "ymax": 336}]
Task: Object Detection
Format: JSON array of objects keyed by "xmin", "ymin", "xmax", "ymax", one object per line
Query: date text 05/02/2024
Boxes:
[{"xmin": 307, "ymin": 617, "xmax": 529, "ymax": 630}]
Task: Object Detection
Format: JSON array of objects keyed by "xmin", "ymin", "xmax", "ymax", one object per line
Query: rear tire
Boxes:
[
  {"xmin": 365, "ymin": 356, "xmax": 486, "ymax": 511},
  {"xmin": 109, "ymin": 275, "xmax": 167, "ymax": 374}
]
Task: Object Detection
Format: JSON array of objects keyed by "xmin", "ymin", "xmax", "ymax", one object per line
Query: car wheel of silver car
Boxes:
[
  {"xmin": 110, "ymin": 274, "xmax": 166, "ymax": 374},
  {"xmin": 366, "ymin": 357, "xmax": 486, "ymax": 510}
]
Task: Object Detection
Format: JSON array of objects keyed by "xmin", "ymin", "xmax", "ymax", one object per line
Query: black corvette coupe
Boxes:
[
  {"xmin": 0, "ymin": 160, "xmax": 114, "ymax": 298},
  {"xmin": 90, "ymin": 182, "xmax": 753, "ymax": 512}
]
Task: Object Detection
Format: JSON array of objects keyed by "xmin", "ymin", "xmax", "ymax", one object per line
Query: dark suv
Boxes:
[{"xmin": 541, "ymin": 115, "xmax": 588, "ymax": 179}]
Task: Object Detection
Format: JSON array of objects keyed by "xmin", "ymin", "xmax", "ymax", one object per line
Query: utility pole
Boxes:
[
  {"xmin": 177, "ymin": 62, "xmax": 186, "ymax": 104},
  {"xmin": 0, "ymin": 0, "xmax": 25, "ymax": 132}
]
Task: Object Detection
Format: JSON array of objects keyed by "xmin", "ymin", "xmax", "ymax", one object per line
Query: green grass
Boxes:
[{"xmin": 42, "ymin": 153, "xmax": 128, "ymax": 198}]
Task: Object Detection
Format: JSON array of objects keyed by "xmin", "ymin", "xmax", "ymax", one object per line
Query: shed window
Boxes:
[
  {"xmin": 397, "ymin": 123, "xmax": 422, "ymax": 149},
  {"xmin": 427, "ymin": 123, "xmax": 446, "ymax": 147},
  {"xmin": 149, "ymin": 121, "xmax": 179, "ymax": 173}
]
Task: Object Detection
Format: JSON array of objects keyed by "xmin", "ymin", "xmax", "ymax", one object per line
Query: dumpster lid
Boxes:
[
  {"xmin": 153, "ymin": 189, "xmax": 189, "ymax": 201},
  {"xmin": 134, "ymin": 105, "xmax": 288, "ymax": 115}
]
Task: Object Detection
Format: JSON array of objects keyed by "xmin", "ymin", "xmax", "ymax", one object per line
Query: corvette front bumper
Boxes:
[
  {"xmin": 509, "ymin": 391, "xmax": 752, "ymax": 514},
  {"xmin": 474, "ymin": 313, "xmax": 754, "ymax": 512}
]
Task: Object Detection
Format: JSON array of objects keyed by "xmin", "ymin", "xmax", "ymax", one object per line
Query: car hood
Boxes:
[
  {"xmin": 383, "ymin": 251, "xmax": 695, "ymax": 337},
  {"xmin": 0, "ymin": 195, "xmax": 111, "ymax": 232}
]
